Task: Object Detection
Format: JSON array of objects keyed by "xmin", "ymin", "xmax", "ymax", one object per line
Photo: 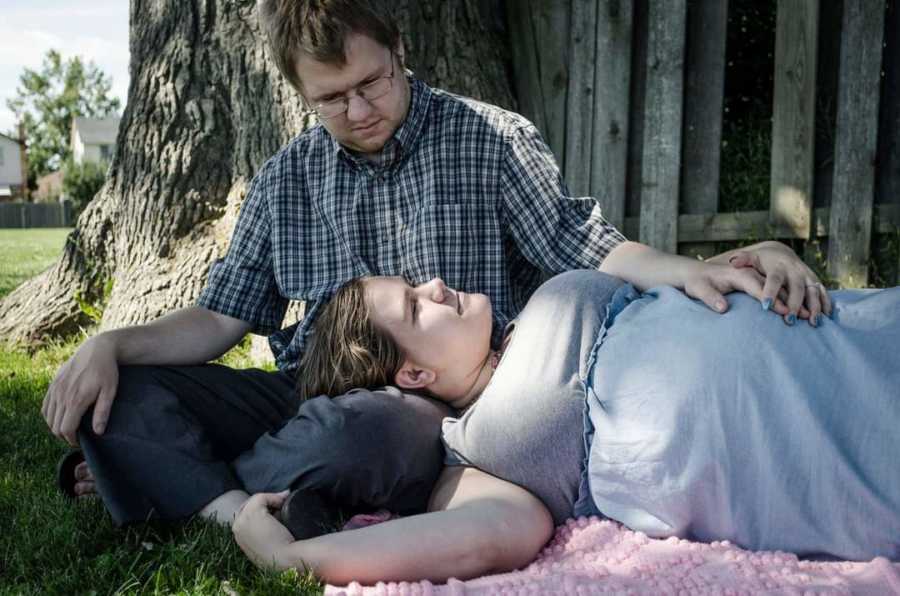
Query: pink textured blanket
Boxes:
[{"xmin": 326, "ymin": 516, "xmax": 900, "ymax": 595}]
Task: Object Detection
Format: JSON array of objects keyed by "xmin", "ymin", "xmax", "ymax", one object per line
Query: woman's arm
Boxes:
[{"xmin": 233, "ymin": 467, "xmax": 553, "ymax": 585}]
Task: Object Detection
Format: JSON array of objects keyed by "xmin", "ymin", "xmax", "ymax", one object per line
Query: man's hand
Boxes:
[
  {"xmin": 682, "ymin": 260, "xmax": 770, "ymax": 314},
  {"xmin": 233, "ymin": 491, "xmax": 295, "ymax": 570},
  {"xmin": 709, "ymin": 241, "xmax": 831, "ymax": 326},
  {"xmin": 42, "ymin": 333, "xmax": 119, "ymax": 446}
]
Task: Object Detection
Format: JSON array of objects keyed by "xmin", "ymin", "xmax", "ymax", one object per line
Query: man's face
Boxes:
[{"xmin": 295, "ymin": 33, "xmax": 411, "ymax": 155}]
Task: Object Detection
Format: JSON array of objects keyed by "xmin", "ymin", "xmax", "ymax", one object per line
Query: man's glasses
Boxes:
[{"xmin": 308, "ymin": 52, "xmax": 396, "ymax": 120}]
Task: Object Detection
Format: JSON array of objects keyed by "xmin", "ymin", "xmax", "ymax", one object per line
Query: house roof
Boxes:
[
  {"xmin": 73, "ymin": 116, "xmax": 121, "ymax": 145},
  {"xmin": 0, "ymin": 131, "xmax": 22, "ymax": 144}
]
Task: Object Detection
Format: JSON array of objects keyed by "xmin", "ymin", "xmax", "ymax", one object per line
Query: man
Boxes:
[{"xmin": 44, "ymin": 0, "xmax": 828, "ymax": 535}]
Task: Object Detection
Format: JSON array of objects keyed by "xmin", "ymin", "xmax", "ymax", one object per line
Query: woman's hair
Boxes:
[
  {"xmin": 296, "ymin": 277, "xmax": 405, "ymax": 401},
  {"xmin": 257, "ymin": 0, "xmax": 401, "ymax": 92}
]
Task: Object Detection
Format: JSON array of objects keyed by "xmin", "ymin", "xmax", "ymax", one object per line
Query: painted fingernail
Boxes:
[
  {"xmin": 786, "ymin": 313, "xmax": 796, "ymax": 325},
  {"xmin": 761, "ymin": 298, "xmax": 773, "ymax": 311},
  {"xmin": 814, "ymin": 313, "xmax": 822, "ymax": 327}
]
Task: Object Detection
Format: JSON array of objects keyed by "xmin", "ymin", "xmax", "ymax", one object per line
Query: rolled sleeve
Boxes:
[
  {"xmin": 500, "ymin": 124, "xmax": 626, "ymax": 273},
  {"xmin": 197, "ymin": 164, "xmax": 287, "ymax": 335}
]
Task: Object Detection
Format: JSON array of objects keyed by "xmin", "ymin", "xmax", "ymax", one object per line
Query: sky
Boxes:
[{"xmin": 0, "ymin": 1, "xmax": 129, "ymax": 136}]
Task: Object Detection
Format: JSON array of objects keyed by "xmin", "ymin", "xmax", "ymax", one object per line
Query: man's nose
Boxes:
[{"xmin": 346, "ymin": 94, "xmax": 373, "ymax": 122}]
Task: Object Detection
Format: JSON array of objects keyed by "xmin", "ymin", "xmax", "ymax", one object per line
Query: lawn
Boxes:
[
  {"xmin": 0, "ymin": 228, "xmax": 72, "ymax": 299},
  {"xmin": 0, "ymin": 229, "xmax": 323, "ymax": 594}
]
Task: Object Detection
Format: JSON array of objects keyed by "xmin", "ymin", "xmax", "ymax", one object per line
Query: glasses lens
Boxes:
[
  {"xmin": 359, "ymin": 77, "xmax": 392, "ymax": 102},
  {"xmin": 316, "ymin": 100, "xmax": 347, "ymax": 119}
]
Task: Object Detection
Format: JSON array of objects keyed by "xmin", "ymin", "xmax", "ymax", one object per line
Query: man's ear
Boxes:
[
  {"xmin": 395, "ymin": 40, "xmax": 406, "ymax": 67},
  {"xmin": 394, "ymin": 361, "xmax": 435, "ymax": 390}
]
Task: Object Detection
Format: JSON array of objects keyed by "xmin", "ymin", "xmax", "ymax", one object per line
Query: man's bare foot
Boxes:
[{"xmin": 73, "ymin": 461, "xmax": 97, "ymax": 496}]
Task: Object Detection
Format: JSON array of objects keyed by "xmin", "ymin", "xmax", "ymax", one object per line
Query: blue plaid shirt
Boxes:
[{"xmin": 197, "ymin": 77, "xmax": 626, "ymax": 372}]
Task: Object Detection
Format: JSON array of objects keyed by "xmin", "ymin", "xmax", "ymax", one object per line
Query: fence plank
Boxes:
[
  {"xmin": 589, "ymin": 0, "xmax": 633, "ymax": 231},
  {"xmin": 639, "ymin": 0, "xmax": 686, "ymax": 252},
  {"xmin": 827, "ymin": 1, "xmax": 885, "ymax": 288},
  {"xmin": 770, "ymin": 0, "xmax": 818, "ymax": 239},
  {"xmin": 625, "ymin": 0, "xmax": 648, "ymax": 222},
  {"xmin": 563, "ymin": 0, "xmax": 598, "ymax": 196},
  {"xmin": 506, "ymin": 0, "xmax": 571, "ymax": 162},
  {"xmin": 680, "ymin": 0, "xmax": 728, "ymax": 258}
]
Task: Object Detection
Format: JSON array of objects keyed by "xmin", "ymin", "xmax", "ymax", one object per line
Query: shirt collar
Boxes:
[{"xmin": 330, "ymin": 73, "xmax": 432, "ymax": 168}]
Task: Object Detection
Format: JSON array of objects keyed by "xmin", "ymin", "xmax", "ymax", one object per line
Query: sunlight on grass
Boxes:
[{"xmin": 0, "ymin": 228, "xmax": 72, "ymax": 298}]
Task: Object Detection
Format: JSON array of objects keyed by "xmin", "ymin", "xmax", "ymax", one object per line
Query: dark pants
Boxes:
[{"xmin": 78, "ymin": 364, "xmax": 451, "ymax": 525}]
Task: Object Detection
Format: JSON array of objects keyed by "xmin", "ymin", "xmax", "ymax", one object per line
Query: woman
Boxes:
[{"xmin": 233, "ymin": 246, "xmax": 900, "ymax": 585}]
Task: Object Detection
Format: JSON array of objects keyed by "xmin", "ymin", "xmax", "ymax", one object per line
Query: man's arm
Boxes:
[
  {"xmin": 600, "ymin": 240, "xmax": 771, "ymax": 314},
  {"xmin": 42, "ymin": 305, "xmax": 253, "ymax": 445}
]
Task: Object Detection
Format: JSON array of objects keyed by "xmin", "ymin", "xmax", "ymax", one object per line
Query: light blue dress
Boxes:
[{"xmin": 584, "ymin": 282, "xmax": 900, "ymax": 560}]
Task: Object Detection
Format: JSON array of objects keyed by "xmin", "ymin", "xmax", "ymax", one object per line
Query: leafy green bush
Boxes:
[{"xmin": 62, "ymin": 157, "xmax": 107, "ymax": 217}]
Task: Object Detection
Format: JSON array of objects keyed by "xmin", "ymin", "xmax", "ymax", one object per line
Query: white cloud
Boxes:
[{"xmin": 0, "ymin": 2, "xmax": 129, "ymax": 134}]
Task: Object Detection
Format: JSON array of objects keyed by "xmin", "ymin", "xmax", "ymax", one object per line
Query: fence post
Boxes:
[
  {"xmin": 826, "ymin": 1, "xmax": 885, "ymax": 287},
  {"xmin": 770, "ymin": 0, "xmax": 818, "ymax": 240},
  {"xmin": 506, "ymin": 0, "xmax": 571, "ymax": 166},
  {"xmin": 639, "ymin": 0, "xmax": 687, "ymax": 253},
  {"xmin": 564, "ymin": 0, "xmax": 599, "ymax": 196},
  {"xmin": 681, "ymin": 0, "xmax": 728, "ymax": 258},
  {"xmin": 590, "ymin": 0, "xmax": 633, "ymax": 232}
]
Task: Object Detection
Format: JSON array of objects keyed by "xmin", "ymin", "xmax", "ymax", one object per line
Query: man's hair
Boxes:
[
  {"xmin": 258, "ymin": 0, "xmax": 401, "ymax": 92},
  {"xmin": 296, "ymin": 277, "xmax": 405, "ymax": 401}
]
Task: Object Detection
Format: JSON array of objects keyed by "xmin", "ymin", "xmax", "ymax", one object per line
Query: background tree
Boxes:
[
  {"xmin": 61, "ymin": 158, "xmax": 108, "ymax": 218},
  {"xmin": 0, "ymin": 0, "xmax": 514, "ymax": 346},
  {"xmin": 7, "ymin": 49, "xmax": 121, "ymax": 184}
]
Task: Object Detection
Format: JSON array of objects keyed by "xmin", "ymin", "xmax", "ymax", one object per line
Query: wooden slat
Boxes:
[
  {"xmin": 639, "ymin": 0, "xmax": 687, "ymax": 252},
  {"xmin": 770, "ymin": 0, "xmax": 818, "ymax": 239},
  {"xmin": 625, "ymin": 0, "xmax": 648, "ymax": 223},
  {"xmin": 622, "ymin": 204, "xmax": 900, "ymax": 243},
  {"xmin": 680, "ymin": 0, "xmax": 728, "ymax": 258},
  {"xmin": 827, "ymin": 1, "xmax": 885, "ymax": 288},
  {"xmin": 506, "ymin": 0, "xmax": 548, "ymax": 135},
  {"xmin": 533, "ymin": 1, "xmax": 571, "ymax": 165},
  {"xmin": 563, "ymin": 0, "xmax": 598, "ymax": 196},
  {"xmin": 505, "ymin": 0, "xmax": 571, "ymax": 162},
  {"xmin": 589, "ymin": 0, "xmax": 633, "ymax": 231},
  {"xmin": 876, "ymin": 1, "xmax": 900, "ymax": 284}
]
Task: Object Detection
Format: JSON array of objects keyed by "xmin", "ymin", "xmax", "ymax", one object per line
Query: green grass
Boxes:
[
  {"xmin": 0, "ymin": 228, "xmax": 72, "ymax": 299},
  {"xmin": 0, "ymin": 339, "xmax": 322, "ymax": 595}
]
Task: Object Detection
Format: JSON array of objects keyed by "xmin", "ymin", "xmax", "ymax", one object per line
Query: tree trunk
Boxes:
[{"xmin": 0, "ymin": 0, "xmax": 515, "ymax": 347}]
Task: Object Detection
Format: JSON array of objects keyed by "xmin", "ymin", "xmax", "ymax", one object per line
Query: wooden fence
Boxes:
[
  {"xmin": 508, "ymin": 0, "xmax": 900, "ymax": 287},
  {"xmin": 0, "ymin": 201, "xmax": 73, "ymax": 228}
]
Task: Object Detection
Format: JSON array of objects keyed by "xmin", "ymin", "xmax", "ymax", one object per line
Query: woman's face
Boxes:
[{"xmin": 364, "ymin": 277, "xmax": 493, "ymax": 393}]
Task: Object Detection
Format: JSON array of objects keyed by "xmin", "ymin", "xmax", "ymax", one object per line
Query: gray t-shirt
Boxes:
[{"xmin": 442, "ymin": 270, "xmax": 623, "ymax": 524}]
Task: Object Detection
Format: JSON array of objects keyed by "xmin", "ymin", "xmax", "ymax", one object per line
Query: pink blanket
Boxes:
[{"xmin": 326, "ymin": 515, "xmax": 900, "ymax": 595}]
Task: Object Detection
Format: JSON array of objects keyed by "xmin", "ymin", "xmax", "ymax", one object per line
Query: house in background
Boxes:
[
  {"xmin": 71, "ymin": 116, "xmax": 120, "ymax": 165},
  {"xmin": 0, "ymin": 131, "xmax": 27, "ymax": 202}
]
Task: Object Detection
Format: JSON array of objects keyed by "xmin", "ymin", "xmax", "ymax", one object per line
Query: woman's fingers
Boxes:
[{"xmin": 804, "ymin": 284, "xmax": 823, "ymax": 327}]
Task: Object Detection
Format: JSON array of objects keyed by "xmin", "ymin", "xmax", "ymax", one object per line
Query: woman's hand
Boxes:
[
  {"xmin": 232, "ymin": 491, "xmax": 294, "ymax": 570},
  {"xmin": 708, "ymin": 241, "xmax": 831, "ymax": 326}
]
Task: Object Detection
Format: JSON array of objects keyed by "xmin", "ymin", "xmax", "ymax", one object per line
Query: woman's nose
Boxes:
[{"xmin": 428, "ymin": 278, "xmax": 448, "ymax": 302}]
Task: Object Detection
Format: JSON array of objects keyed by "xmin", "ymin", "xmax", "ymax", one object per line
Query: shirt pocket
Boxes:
[{"xmin": 404, "ymin": 201, "xmax": 493, "ymax": 288}]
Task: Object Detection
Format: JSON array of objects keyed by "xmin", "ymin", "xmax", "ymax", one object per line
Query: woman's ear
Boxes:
[{"xmin": 394, "ymin": 361, "xmax": 435, "ymax": 390}]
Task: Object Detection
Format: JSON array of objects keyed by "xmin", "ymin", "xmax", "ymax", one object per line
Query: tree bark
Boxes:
[{"xmin": 0, "ymin": 0, "xmax": 515, "ymax": 347}]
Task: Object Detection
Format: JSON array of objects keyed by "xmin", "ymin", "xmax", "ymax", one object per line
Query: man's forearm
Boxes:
[
  {"xmin": 100, "ymin": 306, "xmax": 252, "ymax": 366},
  {"xmin": 599, "ymin": 241, "xmax": 701, "ymax": 291}
]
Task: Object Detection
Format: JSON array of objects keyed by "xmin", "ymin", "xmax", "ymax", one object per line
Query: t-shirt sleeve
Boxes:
[
  {"xmin": 196, "ymin": 161, "xmax": 288, "ymax": 335},
  {"xmin": 500, "ymin": 124, "xmax": 626, "ymax": 273}
]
